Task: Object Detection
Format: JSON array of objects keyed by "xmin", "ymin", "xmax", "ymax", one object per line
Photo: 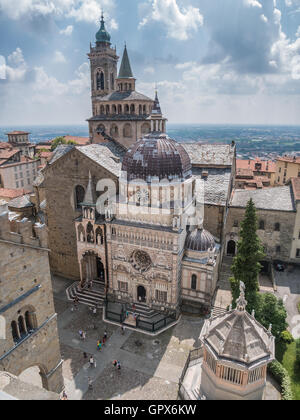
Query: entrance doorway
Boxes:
[
  {"xmin": 227, "ymin": 240, "xmax": 236, "ymax": 256},
  {"xmin": 137, "ymin": 286, "xmax": 146, "ymax": 303},
  {"xmin": 96, "ymin": 257, "xmax": 105, "ymax": 282}
]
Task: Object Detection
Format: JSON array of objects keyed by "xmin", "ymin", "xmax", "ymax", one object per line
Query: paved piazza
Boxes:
[{"xmin": 52, "ymin": 276, "xmax": 204, "ymax": 400}]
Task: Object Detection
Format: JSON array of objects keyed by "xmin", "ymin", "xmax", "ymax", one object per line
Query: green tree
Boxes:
[
  {"xmin": 254, "ymin": 293, "xmax": 288, "ymax": 339},
  {"xmin": 51, "ymin": 136, "xmax": 67, "ymax": 151},
  {"xmin": 230, "ymin": 198, "xmax": 265, "ymax": 306}
]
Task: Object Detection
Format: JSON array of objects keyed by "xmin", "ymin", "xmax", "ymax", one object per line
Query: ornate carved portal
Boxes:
[{"xmin": 80, "ymin": 251, "xmax": 106, "ymax": 287}]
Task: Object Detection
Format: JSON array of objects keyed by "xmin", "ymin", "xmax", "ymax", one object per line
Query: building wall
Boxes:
[
  {"xmin": 290, "ymin": 200, "xmax": 300, "ymax": 262},
  {"xmin": 43, "ymin": 148, "xmax": 118, "ymax": 280},
  {"xmin": 0, "ymin": 216, "xmax": 63, "ymax": 393},
  {"xmin": 0, "ymin": 160, "xmax": 40, "ymax": 191},
  {"xmin": 204, "ymin": 204, "xmax": 225, "ymax": 241},
  {"xmin": 89, "ymin": 118, "xmax": 152, "ymax": 148},
  {"xmin": 225, "ymin": 206, "xmax": 296, "ymax": 262},
  {"xmin": 275, "ymin": 160, "xmax": 300, "ymax": 185}
]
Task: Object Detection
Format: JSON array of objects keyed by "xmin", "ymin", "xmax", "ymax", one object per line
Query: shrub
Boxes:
[
  {"xmin": 280, "ymin": 330, "xmax": 294, "ymax": 344},
  {"xmin": 268, "ymin": 360, "xmax": 293, "ymax": 400},
  {"xmin": 296, "ymin": 339, "xmax": 300, "ymax": 369}
]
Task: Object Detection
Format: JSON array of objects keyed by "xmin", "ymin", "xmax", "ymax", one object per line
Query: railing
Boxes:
[{"xmin": 178, "ymin": 346, "xmax": 203, "ymax": 400}]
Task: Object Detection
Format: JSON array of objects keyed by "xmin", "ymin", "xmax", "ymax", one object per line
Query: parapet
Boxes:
[{"xmin": 0, "ymin": 212, "xmax": 48, "ymax": 249}]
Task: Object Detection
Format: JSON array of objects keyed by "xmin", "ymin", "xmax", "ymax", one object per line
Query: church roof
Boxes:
[
  {"xmin": 95, "ymin": 90, "xmax": 153, "ymax": 102},
  {"xmin": 200, "ymin": 287, "xmax": 275, "ymax": 367},
  {"xmin": 77, "ymin": 144, "xmax": 123, "ymax": 177},
  {"xmin": 182, "ymin": 143, "xmax": 235, "ymax": 167},
  {"xmin": 118, "ymin": 45, "xmax": 134, "ymax": 78},
  {"xmin": 122, "ymin": 132, "xmax": 192, "ymax": 182},
  {"xmin": 96, "ymin": 15, "xmax": 111, "ymax": 44},
  {"xmin": 185, "ymin": 228, "xmax": 215, "ymax": 252}
]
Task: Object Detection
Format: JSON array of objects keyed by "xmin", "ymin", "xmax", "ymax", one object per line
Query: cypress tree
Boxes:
[{"xmin": 230, "ymin": 198, "xmax": 265, "ymax": 306}]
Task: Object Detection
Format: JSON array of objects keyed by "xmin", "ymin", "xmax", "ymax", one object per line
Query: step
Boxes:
[{"xmin": 66, "ymin": 282, "xmax": 105, "ymax": 309}]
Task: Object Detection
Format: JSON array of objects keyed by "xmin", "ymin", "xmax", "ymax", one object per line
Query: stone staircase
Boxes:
[
  {"xmin": 66, "ymin": 281, "xmax": 106, "ymax": 308},
  {"xmin": 213, "ymin": 256, "xmax": 233, "ymax": 310},
  {"xmin": 126, "ymin": 302, "xmax": 158, "ymax": 319}
]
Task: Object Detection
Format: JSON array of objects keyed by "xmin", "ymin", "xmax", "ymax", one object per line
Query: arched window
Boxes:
[
  {"xmin": 118, "ymin": 104, "xmax": 122, "ymax": 114},
  {"xmin": 130, "ymin": 104, "xmax": 135, "ymax": 114},
  {"xmin": 25, "ymin": 311, "xmax": 36, "ymax": 332},
  {"xmin": 110, "ymin": 124, "xmax": 119, "ymax": 137},
  {"xmin": 142, "ymin": 123, "xmax": 151, "ymax": 135},
  {"xmin": 125, "ymin": 104, "xmax": 130, "ymax": 114},
  {"xmin": 75, "ymin": 185, "xmax": 85, "ymax": 210},
  {"xmin": 191, "ymin": 275, "xmax": 197, "ymax": 290},
  {"xmin": 111, "ymin": 73, "xmax": 114, "ymax": 90},
  {"xmin": 86, "ymin": 222, "xmax": 94, "ymax": 243},
  {"xmin": 129, "ymin": 84, "xmax": 132, "ymax": 91},
  {"xmin": 112, "ymin": 105, "xmax": 117, "ymax": 114},
  {"xmin": 125, "ymin": 83, "xmax": 128, "ymax": 91},
  {"xmin": 18, "ymin": 316, "xmax": 26, "ymax": 338},
  {"xmin": 97, "ymin": 124, "xmax": 105, "ymax": 134},
  {"xmin": 123, "ymin": 123, "xmax": 132, "ymax": 138},
  {"xmin": 95, "ymin": 227, "xmax": 104, "ymax": 245},
  {"xmin": 100, "ymin": 105, "xmax": 105, "ymax": 115},
  {"xmin": 96, "ymin": 71, "xmax": 104, "ymax": 90},
  {"xmin": 259, "ymin": 220, "xmax": 265, "ymax": 230},
  {"xmin": 11, "ymin": 321, "xmax": 19, "ymax": 343},
  {"xmin": 119, "ymin": 83, "xmax": 123, "ymax": 91},
  {"xmin": 106, "ymin": 105, "xmax": 110, "ymax": 115},
  {"xmin": 139, "ymin": 105, "xmax": 142, "ymax": 115},
  {"xmin": 274, "ymin": 223, "xmax": 280, "ymax": 232},
  {"xmin": 78, "ymin": 224, "xmax": 85, "ymax": 242},
  {"xmin": 143, "ymin": 105, "xmax": 146, "ymax": 114}
]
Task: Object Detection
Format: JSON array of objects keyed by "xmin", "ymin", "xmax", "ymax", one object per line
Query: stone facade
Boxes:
[
  {"xmin": 0, "ymin": 212, "xmax": 63, "ymax": 394},
  {"xmin": 87, "ymin": 17, "xmax": 154, "ymax": 149},
  {"xmin": 225, "ymin": 186, "xmax": 296, "ymax": 264}
]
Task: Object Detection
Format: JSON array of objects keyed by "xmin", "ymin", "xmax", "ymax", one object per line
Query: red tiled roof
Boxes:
[
  {"xmin": 6, "ymin": 131, "xmax": 30, "ymax": 135},
  {"xmin": 0, "ymin": 188, "xmax": 31, "ymax": 199},
  {"xmin": 0, "ymin": 142, "xmax": 11, "ymax": 149},
  {"xmin": 236, "ymin": 158, "xmax": 276, "ymax": 173},
  {"xmin": 63, "ymin": 136, "xmax": 90, "ymax": 146},
  {"xmin": 277, "ymin": 156, "xmax": 300, "ymax": 165},
  {"xmin": 40, "ymin": 151, "xmax": 53, "ymax": 159},
  {"xmin": 0, "ymin": 149, "xmax": 20, "ymax": 160}
]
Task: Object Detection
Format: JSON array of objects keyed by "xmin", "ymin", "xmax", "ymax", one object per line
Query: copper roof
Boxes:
[
  {"xmin": 185, "ymin": 228, "xmax": 215, "ymax": 252},
  {"xmin": 122, "ymin": 132, "xmax": 192, "ymax": 182}
]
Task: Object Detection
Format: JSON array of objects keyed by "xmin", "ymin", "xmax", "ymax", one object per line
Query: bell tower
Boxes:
[{"xmin": 88, "ymin": 13, "xmax": 119, "ymax": 112}]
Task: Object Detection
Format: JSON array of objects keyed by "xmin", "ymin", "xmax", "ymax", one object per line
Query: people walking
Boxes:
[
  {"xmin": 97, "ymin": 340, "xmax": 102, "ymax": 351},
  {"xmin": 117, "ymin": 361, "xmax": 121, "ymax": 371},
  {"xmin": 79, "ymin": 330, "xmax": 83, "ymax": 340},
  {"xmin": 82, "ymin": 331, "xmax": 86, "ymax": 341},
  {"xmin": 121, "ymin": 324, "xmax": 125, "ymax": 335},
  {"xmin": 89, "ymin": 356, "xmax": 95, "ymax": 368},
  {"xmin": 88, "ymin": 377, "xmax": 93, "ymax": 390},
  {"xmin": 83, "ymin": 352, "xmax": 88, "ymax": 360}
]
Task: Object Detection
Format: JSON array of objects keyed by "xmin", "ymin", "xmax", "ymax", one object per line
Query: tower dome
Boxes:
[
  {"xmin": 185, "ymin": 228, "xmax": 215, "ymax": 252},
  {"xmin": 121, "ymin": 132, "xmax": 192, "ymax": 182},
  {"xmin": 96, "ymin": 14, "xmax": 111, "ymax": 44}
]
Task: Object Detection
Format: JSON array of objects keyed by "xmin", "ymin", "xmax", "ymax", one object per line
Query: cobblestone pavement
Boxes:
[{"xmin": 51, "ymin": 276, "xmax": 205, "ymax": 400}]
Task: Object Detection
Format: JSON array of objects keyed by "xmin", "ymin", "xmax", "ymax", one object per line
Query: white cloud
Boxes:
[
  {"xmin": 0, "ymin": 0, "xmax": 116, "ymax": 25},
  {"xmin": 296, "ymin": 26, "xmax": 300, "ymax": 37},
  {"xmin": 54, "ymin": 51, "xmax": 67, "ymax": 63},
  {"xmin": 244, "ymin": 0, "xmax": 262, "ymax": 8},
  {"xmin": 5, "ymin": 48, "xmax": 28, "ymax": 81},
  {"xmin": 139, "ymin": 0, "xmax": 203, "ymax": 41},
  {"xmin": 60, "ymin": 25, "xmax": 74, "ymax": 36},
  {"xmin": 144, "ymin": 66, "xmax": 155, "ymax": 74}
]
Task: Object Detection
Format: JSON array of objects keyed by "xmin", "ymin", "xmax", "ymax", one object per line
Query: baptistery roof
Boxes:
[
  {"xmin": 121, "ymin": 132, "xmax": 192, "ymax": 182},
  {"xmin": 185, "ymin": 228, "xmax": 215, "ymax": 252}
]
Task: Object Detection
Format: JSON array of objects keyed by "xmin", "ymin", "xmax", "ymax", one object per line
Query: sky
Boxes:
[{"xmin": 0, "ymin": 0, "xmax": 300, "ymax": 126}]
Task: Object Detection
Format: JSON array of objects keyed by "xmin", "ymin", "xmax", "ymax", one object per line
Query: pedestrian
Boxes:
[
  {"xmin": 89, "ymin": 356, "xmax": 94, "ymax": 368},
  {"xmin": 61, "ymin": 391, "xmax": 68, "ymax": 400},
  {"xmin": 113, "ymin": 360, "xmax": 117, "ymax": 368},
  {"xmin": 126, "ymin": 311, "xmax": 129, "ymax": 318},
  {"xmin": 132, "ymin": 303, "xmax": 136, "ymax": 311},
  {"xmin": 117, "ymin": 361, "xmax": 121, "ymax": 371},
  {"xmin": 102, "ymin": 335, "xmax": 106, "ymax": 346},
  {"xmin": 121, "ymin": 324, "xmax": 125, "ymax": 335},
  {"xmin": 104, "ymin": 330, "xmax": 107, "ymax": 340},
  {"xmin": 82, "ymin": 331, "xmax": 86, "ymax": 341},
  {"xmin": 88, "ymin": 377, "xmax": 93, "ymax": 390},
  {"xmin": 83, "ymin": 352, "xmax": 88, "ymax": 359},
  {"xmin": 97, "ymin": 341, "xmax": 102, "ymax": 351},
  {"xmin": 93, "ymin": 306, "xmax": 97, "ymax": 316},
  {"xmin": 79, "ymin": 330, "xmax": 83, "ymax": 340}
]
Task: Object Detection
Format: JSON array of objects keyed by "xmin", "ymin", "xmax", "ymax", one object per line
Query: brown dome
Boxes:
[
  {"xmin": 122, "ymin": 132, "xmax": 192, "ymax": 182},
  {"xmin": 185, "ymin": 228, "xmax": 215, "ymax": 252}
]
